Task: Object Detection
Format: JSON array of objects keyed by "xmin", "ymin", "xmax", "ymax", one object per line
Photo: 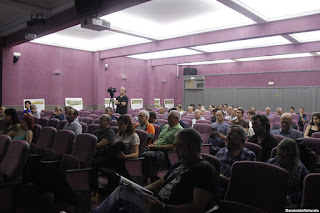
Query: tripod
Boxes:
[{"xmin": 109, "ymin": 95, "xmax": 116, "ymax": 112}]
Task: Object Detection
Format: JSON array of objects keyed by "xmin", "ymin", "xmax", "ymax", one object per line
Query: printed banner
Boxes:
[
  {"xmin": 131, "ymin": 99, "xmax": 143, "ymax": 110},
  {"xmin": 23, "ymin": 99, "xmax": 45, "ymax": 112},
  {"xmin": 154, "ymin": 99, "xmax": 160, "ymax": 108},
  {"xmin": 65, "ymin": 98, "xmax": 83, "ymax": 111},
  {"xmin": 105, "ymin": 98, "xmax": 117, "ymax": 109},
  {"xmin": 164, "ymin": 99, "xmax": 174, "ymax": 109}
]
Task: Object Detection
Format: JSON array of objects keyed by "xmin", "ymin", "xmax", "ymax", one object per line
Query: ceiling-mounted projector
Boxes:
[{"xmin": 81, "ymin": 18, "xmax": 110, "ymax": 31}]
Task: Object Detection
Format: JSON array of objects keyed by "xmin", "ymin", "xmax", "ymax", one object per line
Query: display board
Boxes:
[
  {"xmin": 164, "ymin": 99, "xmax": 174, "ymax": 109},
  {"xmin": 154, "ymin": 99, "xmax": 160, "ymax": 108},
  {"xmin": 23, "ymin": 99, "xmax": 45, "ymax": 111},
  {"xmin": 65, "ymin": 98, "xmax": 83, "ymax": 111},
  {"xmin": 131, "ymin": 99, "xmax": 143, "ymax": 109}
]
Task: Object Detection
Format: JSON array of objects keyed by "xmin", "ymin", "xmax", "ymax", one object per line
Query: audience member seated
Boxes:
[
  {"xmin": 265, "ymin": 106, "xmax": 274, "ymax": 117},
  {"xmin": 92, "ymin": 128, "xmax": 218, "ymax": 213},
  {"xmin": 215, "ymin": 125, "xmax": 256, "ymax": 198},
  {"xmin": 209, "ymin": 104, "xmax": 214, "ymax": 112},
  {"xmin": 142, "ymin": 110, "xmax": 183, "ymax": 184},
  {"xmin": 200, "ymin": 108, "xmax": 206, "ymax": 116},
  {"xmin": 230, "ymin": 108, "xmax": 237, "ymax": 121},
  {"xmin": 135, "ymin": 110, "xmax": 155, "ymax": 145},
  {"xmin": 52, "ymin": 106, "xmax": 66, "ymax": 121},
  {"xmin": 176, "ymin": 104, "xmax": 185, "ymax": 115},
  {"xmin": 94, "ymin": 114, "xmax": 115, "ymax": 150},
  {"xmin": 289, "ymin": 106, "xmax": 295, "ymax": 114},
  {"xmin": 23, "ymin": 100, "xmax": 32, "ymax": 118},
  {"xmin": 149, "ymin": 111, "xmax": 163, "ymax": 131},
  {"xmin": 247, "ymin": 110, "xmax": 255, "ymax": 137},
  {"xmin": 211, "ymin": 108, "xmax": 218, "ymax": 123},
  {"xmin": 304, "ymin": 112, "xmax": 320, "ymax": 138},
  {"xmin": 297, "ymin": 107, "xmax": 308, "ymax": 131},
  {"xmin": 196, "ymin": 104, "xmax": 202, "ymax": 110},
  {"xmin": 64, "ymin": 106, "xmax": 72, "ymax": 115},
  {"xmin": 30, "ymin": 104, "xmax": 40, "ymax": 118},
  {"xmin": 223, "ymin": 104, "xmax": 228, "ymax": 113},
  {"xmin": 271, "ymin": 113, "xmax": 304, "ymax": 140},
  {"xmin": 276, "ymin": 107, "xmax": 284, "ymax": 116},
  {"xmin": 267, "ymin": 138, "xmax": 309, "ymax": 205},
  {"xmin": 105, "ymin": 106, "xmax": 117, "ymax": 120},
  {"xmin": 225, "ymin": 106, "xmax": 233, "ymax": 120},
  {"xmin": 219, "ymin": 104, "xmax": 223, "ymax": 111},
  {"xmin": 0, "ymin": 106, "xmax": 5, "ymax": 119},
  {"xmin": 250, "ymin": 106, "xmax": 256, "ymax": 113},
  {"xmin": 210, "ymin": 110, "xmax": 230, "ymax": 150},
  {"xmin": 248, "ymin": 114, "xmax": 278, "ymax": 162},
  {"xmin": 190, "ymin": 104, "xmax": 196, "ymax": 111},
  {"xmin": 63, "ymin": 108, "xmax": 82, "ymax": 138},
  {"xmin": 13, "ymin": 115, "xmax": 34, "ymax": 144},
  {"xmin": 186, "ymin": 106, "xmax": 194, "ymax": 115},
  {"xmin": 0, "ymin": 108, "xmax": 21, "ymax": 138},
  {"xmin": 192, "ymin": 109, "xmax": 205, "ymax": 127},
  {"xmin": 232, "ymin": 108, "xmax": 249, "ymax": 134},
  {"xmin": 159, "ymin": 106, "xmax": 167, "ymax": 117},
  {"xmin": 169, "ymin": 108, "xmax": 186, "ymax": 128}
]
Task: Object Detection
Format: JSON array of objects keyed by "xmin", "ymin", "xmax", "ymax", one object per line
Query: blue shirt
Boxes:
[
  {"xmin": 215, "ymin": 147, "xmax": 256, "ymax": 178},
  {"xmin": 211, "ymin": 122, "xmax": 230, "ymax": 136},
  {"xmin": 271, "ymin": 127, "xmax": 304, "ymax": 140}
]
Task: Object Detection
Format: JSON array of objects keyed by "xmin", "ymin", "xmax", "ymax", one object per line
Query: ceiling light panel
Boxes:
[
  {"xmin": 31, "ymin": 25, "xmax": 150, "ymax": 51},
  {"xmin": 193, "ymin": 36, "xmax": 290, "ymax": 52},
  {"xmin": 236, "ymin": 53, "xmax": 313, "ymax": 62},
  {"xmin": 101, "ymin": 0, "xmax": 255, "ymax": 40},
  {"xmin": 290, "ymin": 30, "xmax": 320, "ymax": 42},
  {"xmin": 127, "ymin": 48, "xmax": 200, "ymax": 60},
  {"xmin": 234, "ymin": 0, "xmax": 320, "ymax": 21},
  {"xmin": 179, "ymin": 59, "xmax": 235, "ymax": 66}
]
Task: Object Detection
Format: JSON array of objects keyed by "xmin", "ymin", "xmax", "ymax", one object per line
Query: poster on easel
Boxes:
[
  {"xmin": 105, "ymin": 98, "xmax": 117, "ymax": 110},
  {"xmin": 164, "ymin": 99, "xmax": 174, "ymax": 109},
  {"xmin": 154, "ymin": 99, "xmax": 160, "ymax": 108},
  {"xmin": 65, "ymin": 98, "xmax": 83, "ymax": 111},
  {"xmin": 23, "ymin": 99, "xmax": 45, "ymax": 112},
  {"xmin": 131, "ymin": 99, "xmax": 143, "ymax": 110}
]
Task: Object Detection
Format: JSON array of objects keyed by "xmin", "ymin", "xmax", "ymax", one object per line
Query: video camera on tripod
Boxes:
[{"xmin": 108, "ymin": 87, "xmax": 116, "ymax": 98}]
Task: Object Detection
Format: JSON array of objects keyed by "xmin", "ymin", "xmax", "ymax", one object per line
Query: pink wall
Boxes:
[{"xmin": 2, "ymin": 42, "xmax": 94, "ymax": 106}]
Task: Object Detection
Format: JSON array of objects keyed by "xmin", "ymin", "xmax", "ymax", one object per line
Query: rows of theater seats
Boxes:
[{"xmin": 1, "ymin": 107, "xmax": 319, "ymax": 212}]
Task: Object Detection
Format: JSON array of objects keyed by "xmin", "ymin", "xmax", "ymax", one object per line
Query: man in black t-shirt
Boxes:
[
  {"xmin": 93, "ymin": 114, "xmax": 115, "ymax": 152},
  {"xmin": 92, "ymin": 128, "xmax": 218, "ymax": 213},
  {"xmin": 115, "ymin": 87, "xmax": 128, "ymax": 115}
]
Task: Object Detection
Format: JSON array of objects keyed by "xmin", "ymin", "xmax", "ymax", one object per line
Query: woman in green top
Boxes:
[
  {"xmin": 13, "ymin": 115, "xmax": 34, "ymax": 144},
  {"xmin": 0, "ymin": 108, "xmax": 21, "ymax": 139}
]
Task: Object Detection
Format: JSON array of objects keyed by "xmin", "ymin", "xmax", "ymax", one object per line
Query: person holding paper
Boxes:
[{"xmin": 92, "ymin": 128, "xmax": 218, "ymax": 213}]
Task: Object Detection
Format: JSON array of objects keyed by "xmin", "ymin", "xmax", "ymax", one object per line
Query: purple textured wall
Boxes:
[{"xmin": 2, "ymin": 42, "xmax": 94, "ymax": 106}]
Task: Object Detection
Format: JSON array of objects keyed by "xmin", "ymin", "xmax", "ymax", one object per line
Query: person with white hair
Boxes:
[
  {"xmin": 134, "ymin": 110, "xmax": 155, "ymax": 145},
  {"xmin": 30, "ymin": 104, "xmax": 40, "ymax": 118},
  {"xmin": 142, "ymin": 110, "xmax": 183, "ymax": 184},
  {"xmin": 192, "ymin": 109, "xmax": 205, "ymax": 127},
  {"xmin": 265, "ymin": 107, "xmax": 273, "ymax": 117},
  {"xmin": 276, "ymin": 107, "xmax": 283, "ymax": 116}
]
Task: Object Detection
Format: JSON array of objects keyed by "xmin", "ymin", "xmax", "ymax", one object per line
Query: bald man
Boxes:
[
  {"xmin": 271, "ymin": 113, "xmax": 304, "ymax": 140},
  {"xmin": 115, "ymin": 87, "xmax": 129, "ymax": 115}
]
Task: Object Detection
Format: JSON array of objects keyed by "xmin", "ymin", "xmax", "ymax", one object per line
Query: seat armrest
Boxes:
[
  {"xmin": 65, "ymin": 168, "xmax": 92, "ymax": 191},
  {"xmin": 126, "ymin": 157, "xmax": 145, "ymax": 162}
]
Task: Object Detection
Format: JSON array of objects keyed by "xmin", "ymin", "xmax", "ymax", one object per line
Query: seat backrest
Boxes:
[
  {"xmin": 193, "ymin": 123, "xmax": 211, "ymax": 144},
  {"xmin": 48, "ymin": 118, "xmax": 60, "ymax": 129},
  {"xmin": 274, "ymin": 135, "xmax": 285, "ymax": 144},
  {"xmin": 87, "ymin": 124, "xmax": 99, "ymax": 134},
  {"xmin": 135, "ymin": 129, "xmax": 148, "ymax": 157},
  {"xmin": 244, "ymin": 142, "xmax": 262, "ymax": 161},
  {"xmin": 291, "ymin": 113, "xmax": 299, "ymax": 124},
  {"xmin": 311, "ymin": 132, "xmax": 320, "ymax": 138},
  {"xmin": 111, "ymin": 126, "xmax": 119, "ymax": 134},
  {"xmin": 196, "ymin": 119, "xmax": 211, "ymax": 124},
  {"xmin": 181, "ymin": 118, "xmax": 192, "ymax": 127},
  {"xmin": 33, "ymin": 117, "xmax": 39, "ymax": 124},
  {"xmin": 81, "ymin": 111, "xmax": 90, "ymax": 117},
  {"xmin": 270, "ymin": 146, "xmax": 278, "ymax": 158},
  {"xmin": 0, "ymin": 135, "xmax": 10, "ymax": 164},
  {"xmin": 32, "ymin": 124, "xmax": 42, "ymax": 144},
  {"xmin": 52, "ymin": 130, "xmax": 75, "ymax": 154},
  {"xmin": 273, "ymin": 115, "xmax": 281, "ymax": 126},
  {"xmin": 81, "ymin": 117, "xmax": 93, "ymax": 125},
  {"xmin": 301, "ymin": 173, "xmax": 320, "ymax": 208},
  {"xmin": 267, "ymin": 117, "xmax": 274, "ymax": 131},
  {"xmin": 44, "ymin": 111, "xmax": 54, "ymax": 119},
  {"xmin": 59, "ymin": 120, "xmax": 67, "ymax": 130},
  {"xmin": 225, "ymin": 161, "xmax": 288, "ymax": 213},
  {"xmin": 94, "ymin": 118, "xmax": 100, "ymax": 124},
  {"xmin": 151, "ymin": 123, "xmax": 161, "ymax": 142},
  {"xmin": 0, "ymin": 119, "xmax": 5, "ymax": 131},
  {"xmin": 201, "ymin": 153, "xmax": 221, "ymax": 174},
  {"xmin": 79, "ymin": 121, "xmax": 88, "ymax": 133},
  {"xmin": 71, "ymin": 133, "xmax": 97, "ymax": 168},
  {"xmin": 157, "ymin": 119, "xmax": 168, "ymax": 126},
  {"xmin": 111, "ymin": 120, "xmax": 118, "ymax": 126},
  {"xmin": 94, "ymin": 110, "xmax": 103, "ymax": 115},
  {"xmin": 300, "ymin": 137, "xmax": 320, "ymax": 154},
  {"xmin": 88, "ymin": 114, "xmax": 98, "ymax": 119},
  {"xmin": 0, "ymin": 140, "xmax": 30, "ymax": 182},
  {"xmin": 219, "ymin": 200, "xmax": 267, "ymax": 213},
  {"xmin": 38, "ymin": 117, "xmax": 49, "ymax": 127},
  {"xmin": 37, "ymin": 126, "xmax": 57, "ymax": 148}
]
